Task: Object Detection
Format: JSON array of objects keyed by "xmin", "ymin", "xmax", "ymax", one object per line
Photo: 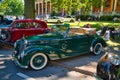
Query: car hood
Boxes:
[
  {"xmin": 0, "ymin": 24, "xmax": 11, "ymax": 28},
  {"xmin": 24, "ymin": 33, "xmax": 63, "ymax": 41}
]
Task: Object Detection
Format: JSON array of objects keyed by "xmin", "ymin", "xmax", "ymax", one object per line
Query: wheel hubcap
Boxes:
[
  {"xmin": 1, "ymin": 34, "xmax": 7, "ymax": 40},
  {"xmin": 33, "ymin": 56, "xmax": 45, "ymax": 67}
]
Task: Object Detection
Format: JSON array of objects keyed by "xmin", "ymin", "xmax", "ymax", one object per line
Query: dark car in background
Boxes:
[
  {"xmin": 12, "ymin": 23, "xmax": 107, "ymax": 70},
  {"xmin": 0, "ymin": 15, "xmax": 13, "ymax": 28},
  {"xmin": 97, "ymin": 52, "xmax": 120, "ymax": 80},
  {"xmin": 0, "ymin": 19, "xmax": 50, "ymax": 43}
]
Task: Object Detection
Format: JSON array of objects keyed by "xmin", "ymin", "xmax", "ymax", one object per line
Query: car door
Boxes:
[
  {"xmin": 11, "ymin": 21, "xmax": 29, "ymax": 42},
  {"xmin": 59, "ymin": 34, "xmax": 92, "ymax": 57},
  {"xmin": 29, "ymin": 21, "xmax": 46, "ymax": 35}
]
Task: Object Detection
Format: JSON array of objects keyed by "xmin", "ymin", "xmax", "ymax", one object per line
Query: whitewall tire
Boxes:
[
  {"xmin": 93, "ymin": 43, "xmax": 103, "ymax": 55},
  {"xmin": 30, "ymin": 53, "xmax": 48, "ymax": 70}
]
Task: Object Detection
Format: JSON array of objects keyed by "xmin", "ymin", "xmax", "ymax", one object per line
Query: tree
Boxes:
[
  {"xmin": 0, "ymin": 0, "xmax": 9, "ymax": 15},
  {"xmin": 24, "ymin": 0, "xmax": 35, "ymax": 19},
  {"xmin": 5, "ymin": 0, "xmax": 24, "ymax": 16},
  {"xmin": 51, "ymin": 0, "xmax": 84, "ymax": 15},
  {"xmin": 0, "ymin": 0, "xmax": 24, "ymax": 16},
  {"xmin": 51, "ymin": 0, "xmax": 105, "ymax": 15}
]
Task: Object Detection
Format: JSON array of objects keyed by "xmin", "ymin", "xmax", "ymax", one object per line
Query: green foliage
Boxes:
[
  {"xmin": 51, "ymin": 0, "xmax": 84, "ymax": 15},
  {"xmin": 76, "ymin": 14, "xmax": 120, "ymax": 22},
  {"xmin": 51, "ymin": 0, "xmax": 105, "ymax": 15},
  {"xmin": 0, "ymin": 0, "xmax": 9, "ymax": 15},
  {"xmin": 83, "ymin": 0, "xmax": 104, "ymax": 14},
  {"xmin": 116, "ymin": 68, "xmax": 120, "ymax": 80},
  {"xmin": 76, "ymin": 15, "xmax": 90, "ymax": 20},
  {"xmin": 100, "ymin": 15, "xmax": 113, "ymax": 21},
  {"xmin": 0, "ymin": 0, "xmax": 24, "ymax": 16},
  {"xmin": 90, "ymin": 23, "xmax": 102, "ymax": 31},
  {"xmin": 5, "ymin": 0, "xmax": 24, "ymax": 16}
]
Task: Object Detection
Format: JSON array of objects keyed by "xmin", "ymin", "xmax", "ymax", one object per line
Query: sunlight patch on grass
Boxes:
[{"xmin": 107, "ymin": 40, "xmax": 120, "ymax": 46}]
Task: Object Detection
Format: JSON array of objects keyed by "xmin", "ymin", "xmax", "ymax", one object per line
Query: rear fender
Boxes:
[{"xmin": 90, "ymin": 38, "xmax": 106, "ymax": 51}]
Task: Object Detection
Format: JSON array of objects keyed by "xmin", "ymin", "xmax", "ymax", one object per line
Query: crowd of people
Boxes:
[
  {"xmin": 99, "ymin": 24, "xmax": 120, "ymax": 40},
  {"xmin": 83, "ymin": 23, "xmax": 120, "ymax": 41}
]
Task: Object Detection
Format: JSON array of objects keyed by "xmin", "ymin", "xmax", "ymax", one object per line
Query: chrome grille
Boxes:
[{"xmin": 19, "ymin": 40, "xmax": 24, "ymax": 54}]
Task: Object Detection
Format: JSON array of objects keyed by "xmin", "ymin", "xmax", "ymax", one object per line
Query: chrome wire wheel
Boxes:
[{"xmin": 30, "ymin": 53, "xmax": 48, "ymax": 70}]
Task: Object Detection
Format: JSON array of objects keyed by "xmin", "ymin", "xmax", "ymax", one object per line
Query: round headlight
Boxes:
[
  {"xmin": 109, "ymin": 54, "xmax": 120, "ymax": 65},
  {"xmin": 112, "ymin": 59, "xmax": 120, "ymax": 65}
]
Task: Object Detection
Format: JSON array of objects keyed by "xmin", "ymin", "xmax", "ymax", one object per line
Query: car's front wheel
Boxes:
[
  {"xmin": 97, "ymin": 63, "xmax": 110, "ymax": 79},
  {"xmin": 30, "ymin": 53, "xmax": 48, "ymax": 70},
  {"xmin": 93, "ymin": 43, "xmax": 103, "ymax": 55}
]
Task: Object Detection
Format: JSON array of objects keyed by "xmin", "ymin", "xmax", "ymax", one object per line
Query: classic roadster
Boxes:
[{"xmin": 12, "ymin": 24, "xmax": 107, "ymax": 70}]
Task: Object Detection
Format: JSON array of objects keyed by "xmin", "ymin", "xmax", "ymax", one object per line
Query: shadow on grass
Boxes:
[{"xmin": 106, "ymin": 38, "xmax": 120, "ymax": 55}]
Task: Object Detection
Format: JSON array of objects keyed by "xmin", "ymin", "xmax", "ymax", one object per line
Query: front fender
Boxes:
[
  {"xmin": 22, "ymin": 46, "xmax": 48, "ymax": 66},
  {"xmin": 23, "ymin": 46, "xmax": 63, "ymax": 66}
]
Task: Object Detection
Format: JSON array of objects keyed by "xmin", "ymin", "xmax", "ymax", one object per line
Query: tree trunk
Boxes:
[{"xmin": 24, "ymin": 0, "xmax": 35, "ymax": 19}]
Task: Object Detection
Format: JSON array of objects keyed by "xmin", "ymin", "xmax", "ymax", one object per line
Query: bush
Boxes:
[
  {"xmin": 90, "ymin": 23, "xmax": 102, "ymax": 31},
  {"xmin": 76, "ymin": 15, "xmax": 93, "ymax": 21},
  {"xmin": 99, "ymin": 15, "xmax": 113, "ymax": 21},
  {"xmin": 76, "ymin": 14, "xmax": 120, "ymax": 21}
]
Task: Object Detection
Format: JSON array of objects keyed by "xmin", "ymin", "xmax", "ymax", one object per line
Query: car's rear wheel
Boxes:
[
  {"xmin": 1, "ymin": 31, "xmax": 11, "ymax": 42},
  {"xmin": 30, "ymin": 53, "xmax": 48, "ymax": 70},
  {"xmin": 57, "ymin": 20, "xmax": 61, "ymax": 23},
  {"xmin": 93, "ymin": 43, "xmax": 103, "ymax": 55}
]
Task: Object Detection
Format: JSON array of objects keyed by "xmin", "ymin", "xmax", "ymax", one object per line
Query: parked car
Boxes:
[
  {"xmin": 0, "ymin": 19, "xmax": 50, "ymax": 43},
  {"xmin": 45, "ymin": 16, "xmax": 63, "ymax": 23},
  {"xmin": 97, "ymin": 52, "xmax": 120, "ymax": 80},
  {"xmin": 12, "ymin": 23, "xmax": 107, "ymax": 70},
  {"xmin": 63, "ymin": 15, "xmax": 75, "ymax": 22},
  {"xmin": 0, "ymin": 16, "xmax": 14, "ymax": 28}
]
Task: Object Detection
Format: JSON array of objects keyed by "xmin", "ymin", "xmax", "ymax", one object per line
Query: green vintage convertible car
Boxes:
[{"xmin": 12, "ymin": 24, "xmax": 107, "ymax": 70}]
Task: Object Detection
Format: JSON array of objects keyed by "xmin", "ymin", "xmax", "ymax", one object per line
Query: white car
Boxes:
[
  {"xmin": 45, "ymin": 16, "xmax": 63, "ymax": 23},
  {"xmin": 63, "ymin": 15, "xmax": 75, "ymax": 22}
]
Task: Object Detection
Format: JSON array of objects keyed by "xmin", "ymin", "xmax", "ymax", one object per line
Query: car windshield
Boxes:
[
  {"xmin": 51, "ymin": 24, "xmax": 69, "ymax": 35},
  {"xmin": 67, "ymin": 28, "xmax": 87, "ymax": 37}
]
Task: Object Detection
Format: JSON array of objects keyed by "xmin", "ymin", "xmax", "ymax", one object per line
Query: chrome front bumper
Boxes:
[{"xmin": 12, "ymin": 54, "xmax": 28, "ymax": 69}]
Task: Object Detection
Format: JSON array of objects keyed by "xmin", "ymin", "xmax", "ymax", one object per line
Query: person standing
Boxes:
[
  {"xmin": 77, "ymin": 18, "xmax": 81, "ymax": 26},
  {"xmin": 114, "ymin": 26, "xmax": 120, "ymax": 38},
  {"xmin": 103, "ymin": 28, "xmax": 110, "ymax": 40},
  {"xmin": 109, "ymin": 26, "xmax": 115, "ymax": 40},
  {"xmin": 15, "ymin": 16, "xmax": 19, "ymax": 20},
  {"xmin": 85, "ymin": 23, "xmax": 91, "ymax": 28},
  {"xmin": 100, "ymin": 24, "xmax": 108, "ymax": 36}
]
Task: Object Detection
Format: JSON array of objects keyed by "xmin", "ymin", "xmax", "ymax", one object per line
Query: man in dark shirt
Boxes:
[{"xmin": 109, "ymin": 26, "xmax": 115, "ymax": 40}]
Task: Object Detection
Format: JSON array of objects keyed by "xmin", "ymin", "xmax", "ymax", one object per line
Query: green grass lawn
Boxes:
[{"xmin": 47, "ymin": 21, "xmax": 120, "ymax": 30}]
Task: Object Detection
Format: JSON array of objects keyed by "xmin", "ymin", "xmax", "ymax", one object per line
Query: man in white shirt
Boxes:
[{"xmin": 103, "ymin": 29, "xmax": 110, "ymax": 40}]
